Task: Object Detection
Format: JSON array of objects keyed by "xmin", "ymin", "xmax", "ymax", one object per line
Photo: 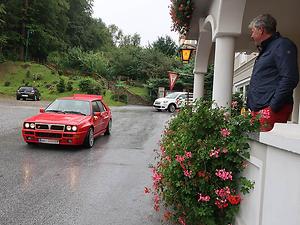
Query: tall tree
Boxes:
[
  {"xmin": 0, "ymin": 3, "xmax": 7, "ymax": 51},
  {"xmin": 151, "ymin": 35, "xmax": 178, "ymax": 57}
]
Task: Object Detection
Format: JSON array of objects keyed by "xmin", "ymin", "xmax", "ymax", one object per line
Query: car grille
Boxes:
[
  {"xmin": 50, "ymin": 125, "xmax": 64, "ymax": 130},
  {"xmin": 35, "ymin": 123, "xmax": 64, "ymax": 131},
  {"xmin": 36, "ymin": 132, "xmax": 62, "ymax": 138}
]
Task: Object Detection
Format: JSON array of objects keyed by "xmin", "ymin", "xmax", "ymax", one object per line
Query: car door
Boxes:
[
  {"xmin": 176, "ymin": 94, "xmax": 186, "ymax": 107},
  {"xmin": 96, "ymin": 100, "xmax": 110, "ymax": 132},
  {"xmin": 91, "ymin": 101, "xmax": 102, "ymax": 134}
]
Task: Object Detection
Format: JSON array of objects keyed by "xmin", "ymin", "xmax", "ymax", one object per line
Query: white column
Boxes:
[
  {"xmin": 212, "ymin": 36, "xmax": 235, "ymax": 108},
  {"xmin": 193, "ymin": 71, "xmax": 205, "ymax": 100}
]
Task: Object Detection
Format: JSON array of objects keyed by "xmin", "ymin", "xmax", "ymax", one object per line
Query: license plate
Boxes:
[
  {"xmin": 39, "ymin": 139, "xmax": 59, "ymax": 144},
  {"xmin": 22, "ymin": 95, "xmax": 28, "ymax": 97}
]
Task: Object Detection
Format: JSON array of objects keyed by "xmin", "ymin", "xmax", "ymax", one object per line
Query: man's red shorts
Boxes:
[{"xmin": 251, "ymin": 104, "xmax": 293, "ymax": 132}]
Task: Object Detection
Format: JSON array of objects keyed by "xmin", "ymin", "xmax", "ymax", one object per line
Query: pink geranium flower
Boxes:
[
  {"xmin": 185, "ymin": 151, "xmax": 192, "ymax": 158},
  {"xmin": 198, "ymin": 193, "xmax": 211, "ymax": 202},
  {"xmin": 209, "ymin": 148, "xmax": 220, "ymax": 158},
  {"xmin": 215, "ymin": 169, "xmax": 233, "ymax": 181},
  {"xmin": 220, "ymin": 128, "xmax": 231, "ymax": 137},
  {"xmin": 175, "ymin": 155, "xmax": 185, "ymax": 163}
]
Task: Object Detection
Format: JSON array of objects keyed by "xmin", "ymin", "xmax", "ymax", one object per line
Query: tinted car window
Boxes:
[
  {"xmin": 96, "ymin": 101, "xmax": 106, "ymax": 112},
  {"xmin": 19, "ymin": 87, "xmax": 33, "ymax": 92},
  {"xmin": 92, "ymin": 101, "xmax": 101, "ymax": 113}
]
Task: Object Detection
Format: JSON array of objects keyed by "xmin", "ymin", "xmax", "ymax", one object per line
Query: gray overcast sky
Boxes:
[{"xmin": 92, "ymin": 0, "xmax": 179, "ymax": 46}]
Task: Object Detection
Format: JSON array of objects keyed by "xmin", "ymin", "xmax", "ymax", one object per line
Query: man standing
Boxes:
[{"xmin": 247, "ymin": 14, "xmax": 299, "ymax": 131}]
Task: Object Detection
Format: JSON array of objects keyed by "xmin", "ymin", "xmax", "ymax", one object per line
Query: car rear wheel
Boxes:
[
  {"xmin": 168, "ymin": 104, "xmax": 176, "ymax": 113},
  {"xmin": 104, "ymin": 119, "xmax": 112, "ymax": 135},
  {"xmin": 84, "ymin": 127, "xmax": 94, "ymax": 148}
]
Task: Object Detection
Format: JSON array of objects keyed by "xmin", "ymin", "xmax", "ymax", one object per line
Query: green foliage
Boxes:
[
  {"xmin": 56, "ymin": 78, "xmax": 66, "ymax": 93},
  {"xmin": 66, "ymin": 81, "xmax": 73, "ymax": 91},
  {"xmin": 111, "ymin": 94, "xmax": 128, "ymax": 104},
  {"xmin": 150, "ymin": 99, "xmax": 260, "ymax": 225},
  {"xmin": 78, "ymin": 78, "xmax": 105, "ymax": 95},
  {"xmin": 151, "ymin": 35, "xmax": 178, "ymax": 57},
  {"xmin": 4, "ymin": 81, "xmax": 10, "ymax": 86},
  {"xmin": 0, "ymin": 0, "xmax": 113, "ymax": 61}
]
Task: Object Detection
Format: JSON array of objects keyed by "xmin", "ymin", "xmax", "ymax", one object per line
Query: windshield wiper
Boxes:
[
  {"xmin": 63, "ymin": 110, "xmax": 86, "ymax": 116},
  {"xmin": 45, "ymin": 109, "xmax": 65, "ymax": 113}
]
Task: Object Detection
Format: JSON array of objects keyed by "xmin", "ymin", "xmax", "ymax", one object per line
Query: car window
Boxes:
[
  {"xmin": 178, "ymin": 94, "xmax": 186, "ymax": 99},
  {"xmin": 46, "ymin": 99, "xmax": 91, "ymax": 115},
  {"xmin": 19, "ymin": 87, "xmax": 33, "ymax": 92},
  {"xmin": 96, "ymin": 101, "xmax": 106, "ymax": 112},
  {"xmin": 165, "ymin": 92, "xmax": 180, "ymax": 99},
  {"xmin": 92, "ymin": 101, "xmax": 101, "ymax": 113}
]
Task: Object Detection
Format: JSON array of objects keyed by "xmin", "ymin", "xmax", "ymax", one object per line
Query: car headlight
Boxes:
[
  {"xmin": 72, "ymin": 126, "xmax": 77, "ymax": 131},
  {"xmin": 24, "ymin": 122, "xmax": 35, "ymax": 129},
  {"xmin": 65, "ymin": 125, "xmax": 77, "ymax": 132}
]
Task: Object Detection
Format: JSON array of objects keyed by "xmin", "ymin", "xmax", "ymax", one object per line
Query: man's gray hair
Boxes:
[{"xmin": 249, "ymin": 14, "xmax": 277, "ymax": 34}]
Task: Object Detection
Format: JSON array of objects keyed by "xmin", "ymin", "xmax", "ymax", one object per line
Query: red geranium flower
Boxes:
[{"xmin": 227, "ymin": 194, "xmax": 241, "ymax": 205}]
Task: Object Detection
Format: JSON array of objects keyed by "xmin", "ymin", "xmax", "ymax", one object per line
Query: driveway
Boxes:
[{"xmin": 0, "ymin": 97, "xmax": 172, "ymax": 225}]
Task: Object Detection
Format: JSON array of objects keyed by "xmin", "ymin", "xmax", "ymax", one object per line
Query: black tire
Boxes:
[
  {"xmin": 168, "ymin": 104, "xmax": 176, "ymax": 113},
  {"xmin": 16, "ymin": 96, "xmax": 20, "ymax": 100},
  {"xmin": 104, "ymin": 119, "xmax": 112, "ymax": 135},
  {"xmin": 83, "ymin": 127, "xmax": 94, "ymax": 148}
]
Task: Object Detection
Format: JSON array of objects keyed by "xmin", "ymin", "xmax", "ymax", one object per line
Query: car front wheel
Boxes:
[
  {"xmin": 168, "ymin": 104, "xmax": 176, "ymax": 113},
  {"xmin": 84, "ymin": 127, "xmax": 94, "ymax": 148}
]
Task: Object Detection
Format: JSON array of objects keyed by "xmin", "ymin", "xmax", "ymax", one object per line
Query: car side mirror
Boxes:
[
  {"xmin": 94, "ymin": 112, "xmax": 101, "ymax": 117},
  {"xmin": 40, "ymin": 108, "xmax": 45, "ymax": 113}
]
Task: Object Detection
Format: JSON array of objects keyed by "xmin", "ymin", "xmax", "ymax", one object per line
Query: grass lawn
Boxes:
[{"xmin": 0, "ymin": 61, "xmax": 126, "ymax": 106}]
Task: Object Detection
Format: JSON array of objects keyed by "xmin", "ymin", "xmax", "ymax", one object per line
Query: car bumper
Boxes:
[
  {"xmin": 22, "ymin": 129, "xmax": 87, "ymax": 145},
  {"xmin": 17, "ymin": 93, "xmax": 36, "ymax": 99},
  {"xmin": 153, "ymin": 103, "xmax": 168, "ymax": 110}
]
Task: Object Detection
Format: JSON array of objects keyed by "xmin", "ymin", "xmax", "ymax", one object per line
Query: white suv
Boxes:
[{"xmin": 153, "ymin": 92, "xmax": 193, "ymax": 113}]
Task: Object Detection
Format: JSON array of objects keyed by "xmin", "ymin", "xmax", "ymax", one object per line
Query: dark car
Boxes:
[{"xmin": 16, "ymin": 86, "xmax": 41, "ymax": 101}]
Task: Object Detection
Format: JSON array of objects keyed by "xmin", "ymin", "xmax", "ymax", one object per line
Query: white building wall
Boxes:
[{"xmin": 236, "ymin": 123, "xmax": 300, "ymax": 225}]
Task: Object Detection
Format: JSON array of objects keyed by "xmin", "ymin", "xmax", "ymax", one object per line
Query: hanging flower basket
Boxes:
[{"xmin": 169, "ymin": 0, "xmax": 194, "ymax": 35}]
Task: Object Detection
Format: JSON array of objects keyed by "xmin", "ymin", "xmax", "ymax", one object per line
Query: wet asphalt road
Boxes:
[{"xmin": 0, "ymin": 99, "xmax": 172, "ymax": 225}]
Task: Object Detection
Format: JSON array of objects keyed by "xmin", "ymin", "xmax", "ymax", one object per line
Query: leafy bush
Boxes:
[
  {"xmin": 111, "ymin": 94, "xmax": 128, "ymax": 103},
  {"xmin": 148, "ymin": 100, "xmax": 260, "ymax": 225},
  {"xmin": 33, "ymin": 73, "xmax": 42, "ymax": 80},
  {"xmin": 4, "ymin": 81, "xmax": 10, "ymax": 86},
  {"xmin": 26, "ymin": 70, "xmax": 31, "ymax": 78},
  {"xmin": 66, "ymin": 81, "xmax": 73, "ymax": 91},
  {"xmin": 79, "ymin": 78, "xmax": 105, "ymax": 95},
  {"xmin": 56, "ymin": 78, "xmax": 65, "ymax": 93}
]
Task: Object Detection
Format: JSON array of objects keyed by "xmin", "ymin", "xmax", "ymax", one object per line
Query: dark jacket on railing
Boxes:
[{"xmin": 247, "ymin": 32, "xmax": 299, "ymax": 112}]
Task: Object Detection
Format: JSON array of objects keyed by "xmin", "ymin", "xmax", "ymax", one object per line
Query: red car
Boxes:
[{"xmin": 22, "ymin": 94, "xmax": 112, "ymax": 148}]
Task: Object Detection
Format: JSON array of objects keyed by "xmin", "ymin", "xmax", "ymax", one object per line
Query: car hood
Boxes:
[
  {"xmin": 25, "ymin": 113, "xmax": 87, "ymax": 124},
  {"xmin": 155, "ymin": 97, "xmax": 172, "ymax": 102}
]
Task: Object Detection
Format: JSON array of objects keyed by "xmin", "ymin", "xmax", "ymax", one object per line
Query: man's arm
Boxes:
[{"xmin": 270, "ymin": 39, "xmax": 299, "ymax": 112}]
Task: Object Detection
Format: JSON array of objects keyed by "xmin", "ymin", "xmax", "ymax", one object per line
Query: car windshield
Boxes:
[
  {"xmin": 19, "ymin": 87, "xmax": 33, "ymax": 92},
  {"xmin": 45, "ymin": 99, "xmax": 91, "ymax": 116},
  {"xmin": 165, "ymin": 92, "xmax": 181, "ymax": 99}
]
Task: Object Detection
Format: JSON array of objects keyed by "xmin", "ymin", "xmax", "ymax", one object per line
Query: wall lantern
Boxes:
[{"xmin": 179, "ymin": 45, "xmax": 195, "ymax": 63}]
